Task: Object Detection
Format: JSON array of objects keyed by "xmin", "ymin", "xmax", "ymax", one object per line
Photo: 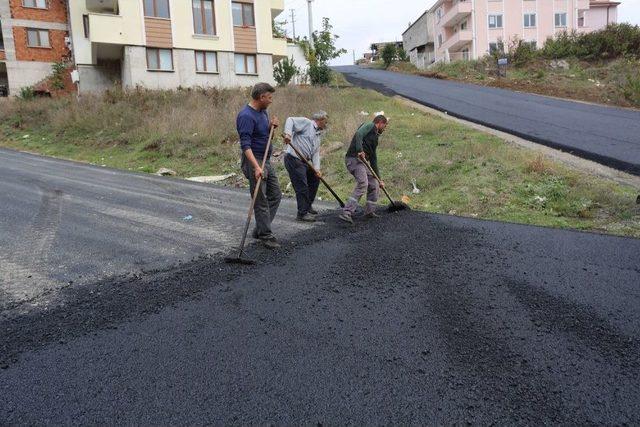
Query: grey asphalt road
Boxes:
[
  {"xmin": 334, "ymin": 65, "xmax": 640, "ymax": 176},
  {"xmin": 0, "ymin": 148, "xmax": 317, "ymax": 313},
  {"xmin": 1, "ymin": 149, "xmax": 640, "ymax": 424}
]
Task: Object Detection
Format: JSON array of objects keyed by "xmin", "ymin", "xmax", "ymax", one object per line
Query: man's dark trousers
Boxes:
[
  {"xmin": 284, "ymin": 153, "xmax": 320, "ymax": 217},
  {"xmin": 241, "ymin": 154, "xmax": 282, "ymax": 238}
]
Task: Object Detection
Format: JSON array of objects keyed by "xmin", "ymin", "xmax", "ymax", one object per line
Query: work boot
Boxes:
[
  {"xmin": 338, "ymin": 212, "xmax": 353, "ymax": 224},
  {"xmin": 252, "ymin": 228, "xmax": 259, "ymax": 239},
  {"xmin": 365, "ymin": 211, "xmax": 381, "ymax": 219},
  {"xmin": 260, "ymin": 236, "xmax": 281, "ymax": 250},
  {"xmin": 309, "ymin": 207, "xmax": 318, "ymax": 215},
  {"xmin": 297, "ymin": 213, "xmax": 317, "ymax": 222}
]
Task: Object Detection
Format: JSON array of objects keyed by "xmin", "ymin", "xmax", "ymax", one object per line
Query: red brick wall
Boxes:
[
  {"xmin": 10, "ymin": 0, "xmax": 68, "ymax": 23},
  {"xmin": 0, "ymin": 51, "xmax": 6, "ymax": 60},
  {"xmin": 13, "ymin": 27, "xmax": 70, "ymax": 62}
]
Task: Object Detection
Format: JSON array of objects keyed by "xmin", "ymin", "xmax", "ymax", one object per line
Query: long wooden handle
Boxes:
[
  {"xmin": 360, "ymin": 158, "xmax": 396, "ymax": 206},
  {"xmin": 284, "ymin": 137, "xmax": 345, "ymax": 208},
  {"xmin": 237, "ymin": 126, "xmax": 276, "ymax": 256}
]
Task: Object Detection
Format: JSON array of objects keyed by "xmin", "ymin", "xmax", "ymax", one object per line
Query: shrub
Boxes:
[
  {"xmin": 308, "ymin": 62, "xmax": 332, "ymax": 85},
  {"xmin": 510, "ymin": 38, "xmax": 538, "ymax": 67},
  {"xmin": 19, "ymin": 86, "xmax": 35, "ymax": 100},
  {"xmin": 622, "ymin": 73, "xmax": 640, "ymax": 106},
  {"xmin": 273, "ymin": 57, "xmax": 299, "ymax": 87},
  {"xmin": 397, "ymin": 46, "xmax": 409, "ymax": 62},
  {"xmin": 51, "ymin": 62, "xmax": 67, "ymax": 90},
  {"xmin": 381, "ymin": 44, "xmax": 398, "ymax": 67},
  {"xmin": 542, "ymin": 24, "xmax": 640, "ymax": 60}
]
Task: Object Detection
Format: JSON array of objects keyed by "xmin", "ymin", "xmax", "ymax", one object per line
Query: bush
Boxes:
[
  {"xmin": 623, "ymin": 73, "xmax": 640, "ymax": 106},
  {"xmin": 381, "ymin": 44, "xmax": 397, "ymax": 67},
  {"xmin": 51, "ymin": 62, "xmax": 67, "ymax": 90},
  {"xmin": 542, "ymin": 24, "xmax": 640, "ymax": 60},
  {"xmin": 308, "ymin": 62, "xmax": 332, "ymax": 85},
  {"xmin": 397, "ymin": 47, "xmax": 409, "ymax": 62},
  {"xmin": 19, "ymin": 86, "xmax": 35, "ymax": 100},
  {"xmin": 510, "ymin": 39, "xmax": 537, "ymax": 67},
  {"xmin": 273, "ymin": 57, "xmax": 299, "ymax": 87}
]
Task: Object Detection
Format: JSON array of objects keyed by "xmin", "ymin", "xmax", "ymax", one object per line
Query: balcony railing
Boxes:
[
  {"xmin": 441, "ymin": 29, "xmax": 472, "ymax": 52},
  {"xmin": 86, "ymin": 0, "xmax": 118, "ymax": 13},
  {"xmin": 441, "ymin": 1, "xmax": 472, "ymax": 28}
]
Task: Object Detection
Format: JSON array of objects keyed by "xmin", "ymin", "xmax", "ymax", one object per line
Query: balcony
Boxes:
[
  {"xmin": 89, "ymin": 13, "xmax": 134, "ymax": 45},
  {"xmin": 271, "ymin": 0, "xmax": 285, "ymax": 20},
  {"xmin": 270, "ymin": 37, "xmax": 288, "ymax": 62},
  {"xmin": 441, "ymin": 1, "xmax": 472, "ymax": 28},
  {"xmin": 86, "ymin": 0, "xmax": 118, "ymax": 13},
  {"xmin": 441, "ymin": 29, "xmax": 472, "ymax": 52}
]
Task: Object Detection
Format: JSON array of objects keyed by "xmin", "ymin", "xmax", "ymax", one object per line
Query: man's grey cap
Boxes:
[{"xmin": 312, "ymin": 111, "xmax": 328, "ymax": 120}]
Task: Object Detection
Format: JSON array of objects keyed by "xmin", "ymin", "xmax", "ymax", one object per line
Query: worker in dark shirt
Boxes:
[
  {"xmin": 339, "ymin": 115, "xmax": 388, "ymax": 224},
  {"xmin": 236, "ymin": 83, "xmax": 281, "ymax": 249}
]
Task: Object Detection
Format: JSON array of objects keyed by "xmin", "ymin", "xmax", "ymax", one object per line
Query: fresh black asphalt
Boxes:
[
  {"xmin": 1, "ymin": 150, "xmax": 639, "ymax": 423},
  {"xmin": 335, "ymin": 65, "xmax": 640, "ymax": 176}
]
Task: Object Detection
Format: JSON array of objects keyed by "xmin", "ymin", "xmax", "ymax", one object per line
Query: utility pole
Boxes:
[
  {"xmin": 307, "ymin": 0, "xmax": 314, "ymax": 48},
  {"xmin": 290, "ymin": 9, "xmax": 296, "ymax": 39},
  {"xmin": 353, "ymin": 50, "xmax": 356, "ymax": 65}
]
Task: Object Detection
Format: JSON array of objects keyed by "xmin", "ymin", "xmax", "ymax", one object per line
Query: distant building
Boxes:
[
  {"xmin": 419, "ymin": 0, "xmax": 621, "ymax": 63},
  {"xmin": 367, "ymin": 41, "xmax": 404, "ymax": 62},
  {"xmin": 402, "ymin": 10, "xmax": 435, "ymax": 69}
]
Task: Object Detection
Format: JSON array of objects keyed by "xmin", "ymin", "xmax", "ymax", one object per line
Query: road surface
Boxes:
[
  {"xmin": 335, "ymin": 65, "xmax": 640, "ymax": 176},
  {"xmin": 1, "ymin": 149, "xmax": 639, "ymax": 424}
]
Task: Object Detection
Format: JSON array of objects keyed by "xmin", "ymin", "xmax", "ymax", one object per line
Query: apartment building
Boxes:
[
  {"xmin": 428, "ymin": 0, "xmax": 620, "ymax": 62},
  {"xmin": 69, "ymin": 0, "xmax": 288, "ymax": 93},
  {"xmin": 0, "ymin": 0, "xmax": 70, "ymax": 96}
]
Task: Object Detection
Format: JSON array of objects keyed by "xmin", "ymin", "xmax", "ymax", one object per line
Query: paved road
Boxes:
[
  {"xmin": 1, "ymin": 153, "xmax": 639, "ymax": 422},
  {"xmin": 0, "ymin": 148, "xmax": 317, "ymax": 314},
  {"xmin": 335, "ymin": 66, "xmax": 640, "ymax": 176}
]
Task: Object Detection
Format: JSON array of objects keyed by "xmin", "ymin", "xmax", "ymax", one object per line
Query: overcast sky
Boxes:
[{"xmin": 282, "ymin": 0, "xmax": 640, "ymax": 65}]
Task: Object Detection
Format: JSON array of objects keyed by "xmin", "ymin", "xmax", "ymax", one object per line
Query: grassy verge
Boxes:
[
  {"xmin": 420, "ymin": 56, "xmax": 640, "ymax": 108},
  {"xmin": 1, "ymin": 84, "xmax": 638, "ymax": 237}
]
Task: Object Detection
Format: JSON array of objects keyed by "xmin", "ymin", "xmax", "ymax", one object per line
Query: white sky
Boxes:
[{"xmin": 282, "ymin": 0, "xmax": 640, "ymax": 65}]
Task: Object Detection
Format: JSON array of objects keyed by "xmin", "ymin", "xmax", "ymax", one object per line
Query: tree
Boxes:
[
  {"xmin": 273, "ymin": 57, "xmax": 299, "ymax": 86},
  {"xmin": 272, "ymin": 19, "xmax": 287, "ymax": 39},
  {"xmin": 397, "ymin": 46, "xmax": 409, "ymax": 62},
  {"xmin": 381, "ymin": 44, "xmax": 398, "ymax": 67},
  {"xmin": 298, "ymin": 18, "xmax": 346, "ymax": 86}
]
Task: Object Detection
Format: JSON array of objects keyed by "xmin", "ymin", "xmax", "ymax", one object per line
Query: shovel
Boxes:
[{"xmin": 360, "ymin": 158, "xmax": 411, "ymax": 213}]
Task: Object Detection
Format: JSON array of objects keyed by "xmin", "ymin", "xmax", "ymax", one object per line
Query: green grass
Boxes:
[{"xmin": 1, "ymin": 85, "xmax": 638, "ymax": 237}]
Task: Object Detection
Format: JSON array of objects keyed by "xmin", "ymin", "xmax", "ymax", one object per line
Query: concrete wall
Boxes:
[
  {"xmin": 6, "ymin": 60, "xmax": 54, "ymax": 94},
  {"xmin": 78, "ymin": 63, "xmax": 120, "ymax": 93},
  {"xmin": 121, "ymin": 46, "xmax": 275, "ymax": 91},
  {"xmin": 286, "ymin": 43, "xmax": 308, "ymax": 85}
]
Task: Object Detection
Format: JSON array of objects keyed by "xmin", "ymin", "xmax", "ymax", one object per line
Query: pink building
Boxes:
[{"xmin": 429, "ymin": 0, "xmax": 621, "ymax": 62}]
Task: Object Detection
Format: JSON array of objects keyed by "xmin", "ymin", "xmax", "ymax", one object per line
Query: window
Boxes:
[
  {"xmin": 437, "ymin": 34, "xmax": 442, "ymax": 48},
  {"xmin": 462, "ymin": 48, "xmax": 470, "ymax": 61},
  {"xmin": 23, "ymin": 0, "xmax": 47, "ymax": 8},
  {"xmin": 436, "ymin": 8, "xmax": 442, "ymax": 22},
  {"xmin": 460, "ymin": 20, "xmax": 468, "ymax": 30},
  {"xmin": 232, "ymin": 2, "xmax": 254, "ymax": 27},
  {"xmin": 193, "ymin": 0, "xmax": 216, "ymax": 35},
  {"xmin": 0, "ymin": 22, "xmax": 4, "ymax": 50},
  {"xmin": 26, "ymin": 29, "xmax": 50, "ymax": 48},
  {"xmin": 524, "ymin": 13, "xmax": 536, "ymax": 28},
  {"xmin": 146, "ymin": 48, "xmax": 173, "ymax": 71},
  {"xmin": 526, "ymin": 40, "xmax": 537, "ymax": 49},
  {"xmin": 195, "ymin": 51, "xmax": 218, "ymax": 72},
  {"xmin": 489, "ymin": 42, "xmax": 499, "ymax": 54},
  {"xmin": 234, "ymin": 53, "xmax": 257, "ymax": 74},
  {"xmin": 83, "ymin": 14, "xmax": 90, "ymax": 38},
  {"xmin": 578, "ymin": 10, "xmax": 585, "ymax": 27},
  {"xmin": 488, "ymin": 14, "xmax": 503, "ymax": 28},
  {"xmin": 144, "ymin": 0, "xmax": 170, "ymax": 19},
  {"xmin": 555, "ymin": 12, "xmax": 567, "ymax": 27}
]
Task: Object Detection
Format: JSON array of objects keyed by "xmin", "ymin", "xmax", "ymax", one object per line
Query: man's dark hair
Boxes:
[
  {"xmin": 373, "ymin": 115, "xmax": 388, "ymax": 124},
  {"xmin": 251, "ymin": 83, "xmax": 275, "ymax": 100}
]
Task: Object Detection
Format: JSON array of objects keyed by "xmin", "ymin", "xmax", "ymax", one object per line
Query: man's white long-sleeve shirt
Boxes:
[{"xmin": 284, "ymin": 117, "xmax": 322, "ymax": 170}]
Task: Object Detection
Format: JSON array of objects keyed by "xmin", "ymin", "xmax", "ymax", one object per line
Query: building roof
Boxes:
[{"xmin": 402, "ymin": 9, "xmax": 430, "ymax": 35}]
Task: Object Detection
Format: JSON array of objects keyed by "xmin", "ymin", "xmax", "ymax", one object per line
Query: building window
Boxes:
[
  {"xmin": 23, "ymin": 0, "xmax": 47, "ymax": 8},
  {"xmin": 146, "ymin": 48, "xmax": 173, "ymax": 71},
  {"xmin": 437, "ymin": 34, "xmax": 442, "ymax": 48},
  {"xmin": 0, "ymin": 22, "xmax": 4, "ymax": 50},
  {"xmin": 232, "ymin": 2, "xmax": 255, "ymax": 27},
  {"xmin": 460, "ymin": 20, "xmax": 468, "ymax": 31},
  {"xmin": 436, "ymin": 8, "xmax": 442, "ymax": 22},
  {"xmin": 578, "ymin": 10, "xmax": 585, "ymax": 27},
  {"xmin": 555, "ymin": 12, "xmax": 567, "ymax": 27},
  {"xmin": 462, "ymin": 48, "xmax": 470, "ymax": 61},
  {"xmin": 234, "ymin": 53, "xmax": 257, "ymax": 74},
  {"xmin": 488, "ymin": 14, "xmax": 503, "ymax": 29},
  {"xmin": 524, "ymin": 13, "xmax": 536, "ymax": 28},
  {"xmin": 26, "ymin": 29, "xmax": 50, "ymax": 48},
  {"xmin": 83, "ymin": 14, "xmax": 90, "ymax": 38},
  {"xmin": 193, "ymin": 0, "xmax": 216, "ymax": 35},
  {"xmin": 144, "ymin": 0, "xmax": 170, "ymax": 19},
  {"xmin": 489, "ymin": 42, "xmax": 499, "ymax": 54},
  {"xmin": 527, "ymin": 40, "xmax": 537, "ymax": 49},
  {"xmin": 195, "ymin": 51, "xmax": 218, "ymax": 73}
]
